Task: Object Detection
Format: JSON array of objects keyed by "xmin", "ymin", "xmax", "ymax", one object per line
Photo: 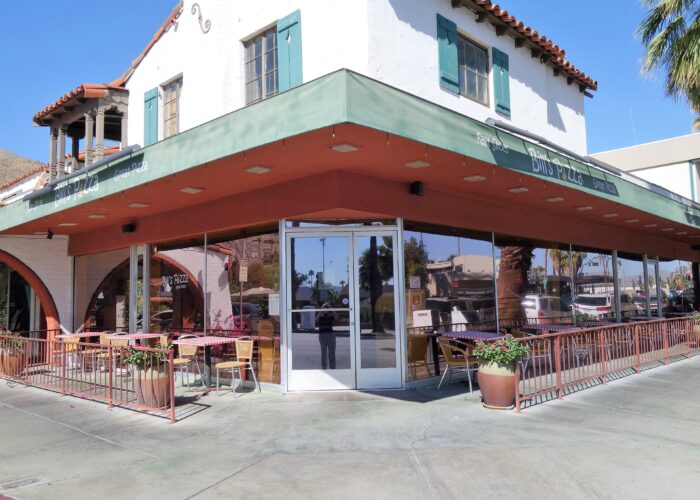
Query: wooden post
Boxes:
[
  {"xmin": 85, "ymin": 113, "xmax": 94, "ymax": 166},
  {"xmin": 49, "ymin": 127, "xmax": 57, "ymax": 180},
  {"xmin": 57, "ymin": 126, "xmax": 66, "ymax": 178}
]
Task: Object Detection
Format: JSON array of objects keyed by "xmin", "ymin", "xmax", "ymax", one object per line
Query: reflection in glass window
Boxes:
[
  {"xmin": 617, "ymin": 254, "xmax": 646, "ymax": 319},
  {"xmin": 659, "ymin": 260, "xmax": 695, "ymax": 313},
  {"xmin": 495, "ymin": 241, "xmax": 573, "ymax": 325},
  {"xmin": 573, "ymin": 250, "xmax": 618, "ymax": 322}
]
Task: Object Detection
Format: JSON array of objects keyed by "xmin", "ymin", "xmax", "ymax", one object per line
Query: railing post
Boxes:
[
  {"xmin": 169, "ymin": 349, "xmax": 176, "ymax": 424},
  {"xmin": 599, "ymin": 330, "xmax": 606, "ymax": 384},
  {"xmin": 108, "ymin": 347, "xmax": 113, "ymax": 410},
  {"xmin": 662, "ymin": 322, "xmax": 670, "ymax": 364},
  {"xmin": 61, "ymin": 340, "xmax": 66, "ymax": 396},
  {"xmin": 634, "ymin": 325, "xmax": 641, "ymax": 373},
  {"xmin": 555, "ymin": 336, "xmax": 563, "ymax": 400},
  {"xmin": 23, "ymin": 338, "xmax": 29, "ymax": 386}
]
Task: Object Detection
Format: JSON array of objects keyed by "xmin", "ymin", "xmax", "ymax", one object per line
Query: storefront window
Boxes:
[
  {"xmin": 572, "ymin": 249, "xmax": 616, "ymax": 322},
  {"xmin": 208, "ymin": 229, "xmax": 280, "ymax": 384},
  {"xmin": 78, "ymin": 249, "xmax": 132, "ymax": 332},
  {"xmin": 404, "ymin": 223, "xmax": 495, "ymax": 380},
  {"xmin": 495, "ymin": 239, "xmax": 573, "ymax": 326},
  {"xmin": 617, "ymin": 254, "xmax": 647, "ymax": 320},
  {"xmin": 0, "ymin": 262, "xmax": 41, "ymax": 332},
  {"xmin": 659, "ymin": 260, "xmax": 695, "ymax": 313}
]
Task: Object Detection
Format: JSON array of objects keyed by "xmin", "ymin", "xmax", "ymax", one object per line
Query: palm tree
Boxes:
[{"xmin": 638, "ymin": 0, "xmax": 700, "ymax": 128}]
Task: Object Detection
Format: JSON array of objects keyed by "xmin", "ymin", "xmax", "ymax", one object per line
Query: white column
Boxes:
[
  {"xmin": 57, "ymin": 126, "xmax": 66, "ymax": 177},
  {"xmin": 643, "ymin": 256, "xmax": 651, "ymax": 319},
  {"xmin": 142, "ymin": 244, "xmax": 151, "ymax": 333},
  {"xmin": 120, "ymin": 110, "xmax": 128, "ymax": 150},
  {"xmin": 95, "ymin": 106, "xmax": 105, "ymax": 160},
  {"xmin": 49, "ymin": 127, "xmax": 57, "ymax": 180},
  {"xmin": 85, "ymin": 113, "xmax": 94, "ymax": 166},
  {"xmin": 129, "ymin": 245, "xmax": 139, "ymax": 333}
]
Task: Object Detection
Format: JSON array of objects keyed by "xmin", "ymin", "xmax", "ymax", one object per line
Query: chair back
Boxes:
[
  {"xmin": 258, "ymin": 337, "xmax": 274, "ymax": 361},
  {"xmin": 176, "ymin": 335, "xmax": 198, "ymax": 357},
  {"xmin": 99, "ymin": 332, "xmax": 112, "ymax": 346},
  {"xmin": 159, "ymin": 335, "xmax": 169, "ymax": 346},
  {"xmin": 235, "ymin": 338, "xmax": 254, "ymax": 361},
  {"xmin": 407, "ymin": 334, "xmax": 428, "ymax": 363},
  {"xmin": 63, "ymin": 336, "xmax": 80, "ymax": 352},
  {"xmin": 438, "ymin": 337, "xmax": 468, "ymax": 364},
  {"xmin": 109, "ymin": 335, "xmax": 128, "ymax": 348},
  {"xmin": 257, "ymin": 320, "xmax": 274, "ymax": 338}
]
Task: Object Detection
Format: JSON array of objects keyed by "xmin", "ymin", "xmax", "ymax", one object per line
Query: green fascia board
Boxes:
[{"xmin": 2, "ymin": 69, "xmax": 699, "ymax": 232}]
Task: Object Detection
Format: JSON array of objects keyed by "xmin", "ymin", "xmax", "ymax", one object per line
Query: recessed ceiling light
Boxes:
[
  {"xmin": 88, "ymin": 214, "xmax": 106, "ymax": 219},
  {"xmin": 545, "ymin": 197, "xmax": 564, "ymax": 202},
  {"xmin": 33, "ymin": 231, "xmax": 48, "ymax": 236},
  {"xmin": 129, "ymin": 202, "xmax": 150, "ymax": 208},
  {"xmin": 689, "ymin": 235, "xmax": 700, "ymax": 239},
  {"xmin": 624, "ymin": 219, "xmax": 639, "ymax": 223},
  {"xmin": 508, "ymin": 186, "xmax": 529, "ymax": 193},
  {"xmin": 463, "ymin": 175, "xmax": 486, "ymax": 182},
  {"xmin": 405, "ymin": 160, "xmax": 431, "ymax": 169},
  {"xmin": 58, "ymin": 222, "xmax": 78, "ymax": 227},
  {"xmin": 330, "ymin": 143, "xmax": 359, "ymax": 153},
  {"xmin": 603, "ymin": 213, "xmax": 618, "ymax": 218},
  {"xmin": 661, "ymin": 227, "xmax": 674, "ymax": 232},
  {"xmin": 246, "ymin": 165, "xmax": 271, "ymax": 174},
  {"xmin": 180, "ymin": 187, "xmax": 204, "ymax": 195},
  {"xmin": 643, "ymin": 224, "xmax": 658, "ymax": 228},
  {"xmin": 576, "ymin": 206, "xmax": 593, "ymax": 211},
  {"xmin": 677, "ymin": 231, "xmax": 688, "ymax": 235}
]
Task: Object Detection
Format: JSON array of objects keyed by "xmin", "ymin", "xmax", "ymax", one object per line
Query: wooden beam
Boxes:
[
  {"xmin": 579, "ymin": 84, "xmax": 587, "ymax": 93},
  {"xmin": 514, "ymin": 37, "xmax": 526, "ymax": 48},
  {"xmin": 531, "ymin": 48, "xmax": 541, "ymax": 58},
  {"xmin": 553, "ymin": 68, "xmax": 560, "ymax": 77},
  {"xmin": 475, "ymin": 11, "xmax": 487, "ymax": 23},
  {"xmin": 567, "ymin": 76, "xmax": 574, "ymax": 85},
  {"xmin": 539, "ymin": 54, "xmax": 550, "ymax": 64},
  {"xmin": 495, "ymin": 24, "xmax": 507, "ymax": 37},
  {"xmin": 451, "ymin": 0, "xmax": 464, "ymax": 7}
]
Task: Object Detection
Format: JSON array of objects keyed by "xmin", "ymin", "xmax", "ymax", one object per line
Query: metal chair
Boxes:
[
  {"xmin": 216, "ymin": 337, "xmax": 260, "ymax": 394},
  {"xmin": 437, "ymin": 337, "xmax": 479, "ymax": 392}
]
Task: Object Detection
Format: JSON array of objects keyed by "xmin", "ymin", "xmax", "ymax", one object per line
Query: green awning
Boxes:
[{"xmin": 2, "ymin": 69, "xmax": 698, "ymax": 232}]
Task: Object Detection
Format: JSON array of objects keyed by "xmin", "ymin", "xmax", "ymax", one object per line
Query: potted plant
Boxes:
[
  {"xmin": 121, "ymin": 341, "xmax": 172, "ymax": 409},
  {"xmin": 473, "ymin": 336, "xmax": 529, "ymax": 410},
  {"xmin": 0, "ymin": 331, "xmax": 26, "ymax": 377}
]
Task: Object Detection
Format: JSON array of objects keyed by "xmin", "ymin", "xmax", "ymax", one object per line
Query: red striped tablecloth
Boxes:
[{"xmin": 172, "ymin": 336, "xmax": 236, "ymax": 347}]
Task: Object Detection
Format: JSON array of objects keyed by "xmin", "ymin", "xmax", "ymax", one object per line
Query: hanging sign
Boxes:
[{"xmin": 239, "ymin": 259, "xmax": 248, "ymax": 283}]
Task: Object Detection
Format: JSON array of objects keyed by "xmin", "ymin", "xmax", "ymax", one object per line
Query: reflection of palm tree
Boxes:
[{"xmin": 497, "ymin": 246, "xmax": 534, "ymax": 320}]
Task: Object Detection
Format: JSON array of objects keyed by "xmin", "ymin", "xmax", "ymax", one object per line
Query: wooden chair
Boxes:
[
  {"xmin": 437, "ymin": 337, "xmax": 479, "ymax": 392},
  {"xmin": 257, "ymin": 337, "xmax": 278, "ymax": 382},
  {"xmin": 82, "ymin": 332, "xmax": 112, "ymax": 371},
  {"xmin": 54, "ymin": 337, "xmax": 81, "ymax": 371},
  {"xmin": 216, "ymin": 337, "xmax": 260, "ymax": 394},
  {"xmin": 407, "ymin": 334, "xmax": 431, "ymax": 380},
  {"xmin": 257, "ymin": 320, "xmax": 274, "ymax": 337},
  {"xmin": 169, "ymin": 334, "xmax": 204, "ymax": 387}
]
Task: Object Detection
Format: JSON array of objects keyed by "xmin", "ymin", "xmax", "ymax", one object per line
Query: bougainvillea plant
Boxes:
[{"xmin": 472, "ymin": 337, "xmax": 529, "ymax": 365}]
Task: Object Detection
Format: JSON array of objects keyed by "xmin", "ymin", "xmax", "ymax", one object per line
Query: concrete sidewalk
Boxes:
[{"xmin": 1, "ymin": 357, "xmax": 700, "ymax": 499}]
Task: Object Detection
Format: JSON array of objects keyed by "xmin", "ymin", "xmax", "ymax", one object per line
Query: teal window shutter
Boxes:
[
  {"xmin": 437, "ymin": 14, "xmax": 459, "ymax": 94},
  {"xmin": 144, "ymin": 88, "xmax": 158, "ymax": 146},
  {"xmin": 277, "ymin": 10, "xmax": 302, "ymax": 92},
  {"xmin": 492, "ymin": 47, "xmax": 511, "ymax": 117}
]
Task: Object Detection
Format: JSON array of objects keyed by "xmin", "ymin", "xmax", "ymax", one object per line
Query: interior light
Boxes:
[
  {"xmin": 88, "ymin": 214, "xmax": 107, "ymax": 219},
  {"xmin": 603, "ymin": 213, "xmax": 618, "ymax": 218},
  {"xmin": 58, "ymin": 222, "xmax": 78, "ymax": 227},
  {"xmin": 661, "ymin": 227, "xmax": 674, "ymax": 232},
  {"xmin": 180, "ymin": 187, "xmax": 204, "ymax": 195},
  {"xmin": 643, "ymin": 223, "xmax": 658, "ymax": 228},
  {"xmin": 624, "ymin": 219, "xmax": 639, "ymax": 223},
  {"xmin": 128, "ymin": 202, "xmax": 150, "ymax": 208},
  {"xmin": 508, "ymin": 186, "xmax": 529, "ymax": 193},
  {"xmin": 405, "ymin": 160, "xmax": 431, "ymax": 169},
  {"xmin": 463, "ymin": 175, "xmax": 486, "ymax": 182},
  {"xmin": 330, "ymin": 143, "xmax": 359, "ymax": 153},
  {"xmin": 576, "ymin": 206, "xmax": 593, "ymax": 211},
  {"xmin": 545, "ymin": 197, "xmax": 564, "ymax": 202},
  {"xmin": 246, "ymin": 166, "xmax": 271, "ymax": 174},
  {"xmin": 689, "ymin": 235, "xmax": 700, "ymax": 239},
  {"xmin": 676, "ymin": 231, "xmax": 687, "ymax": 235}
]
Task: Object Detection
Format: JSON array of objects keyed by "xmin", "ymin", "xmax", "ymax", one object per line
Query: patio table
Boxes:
[
  {"xmin": 109, "ymin": 332, "xmax": 163, "ymax": 345},
  {"xmin": 442, "ymin": 331, "xmax": 506, "ymax": 342},
  {"xmin": 172, "ymin": 336, "xmax": 235, "ymax": 387},
  {"xmin": 521, "ymin": 323, "xmax": 580, "ymax": 334},
  {"xmin": 56, "ymin": 332, "xmax": 102, "ymax": 339}
]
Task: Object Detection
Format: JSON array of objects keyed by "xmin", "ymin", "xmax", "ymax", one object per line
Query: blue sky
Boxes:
[{"xmin": 0, "ymin": 0, "xmax": 695, "ymax": 162}]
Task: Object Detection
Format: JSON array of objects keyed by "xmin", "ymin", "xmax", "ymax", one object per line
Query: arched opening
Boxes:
[
  {"xmin": 84, "ymin": 254, "xmax": 203, "ymax": 332},
  {"xmin": 0, "ymin": 250, "xmax": 60, "ymax": 337}
]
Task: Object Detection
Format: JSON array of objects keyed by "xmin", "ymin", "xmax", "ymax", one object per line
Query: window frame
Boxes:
[
  {"xmin": 161, "ymin": 75, "xmax": 182, "ymax": 139},
  {"xmin": 243, "ymin": 26, "xmax": 279, "ymax": 105},
  {"xmin": 456, "ymin": 33, "xmax": 490, "ymax": 108}
]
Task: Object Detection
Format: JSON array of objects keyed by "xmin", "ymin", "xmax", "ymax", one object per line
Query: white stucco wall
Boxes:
[
  {"xmin": 0, "ymin": 236, "xmax": 73, "ymax": 331},
  {"xmin": 125, "ymin": 0, "xmax": 587, "ymax": 154},
  {"xmin": 631, "ymin": 162, "xmax": 695, "ymax": 202},
  {"xmin": 366, "ymin": 0, "xmax": 587, "ymax": 154},
  {"xmin": 126, "ymin": 0, "xmax": 369, "ymax": 147},
  {"xmin": 0, "ymin": 172, "xmax": 43, "ymax": 205}
]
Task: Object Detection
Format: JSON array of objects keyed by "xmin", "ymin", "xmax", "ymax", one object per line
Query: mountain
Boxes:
[{"xmin": 0, "ymin": 148, "xmax": 44, "ymax": 186}]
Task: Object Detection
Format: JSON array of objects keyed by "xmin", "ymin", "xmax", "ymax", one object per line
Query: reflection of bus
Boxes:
[{"xmin": 425, "ymin": 297, "xmax": 496, "ymax": 325}]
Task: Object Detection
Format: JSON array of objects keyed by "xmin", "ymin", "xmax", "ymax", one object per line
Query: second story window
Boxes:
[
  {"xmin": 245, "ymin": 28, "xmax": 278, "ymax": 105},
  {"xmin": 457, "ymin": 36, "xmax": 489, "ymax": 106},
  {"xmin": 163, "ymin": 77, "xmax": 182, "ymax": 138}
]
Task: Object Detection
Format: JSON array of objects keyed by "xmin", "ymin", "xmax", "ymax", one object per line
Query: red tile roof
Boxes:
[
  {"xmin": 464, "ymin": 0, "xmax": 597, "ymax": 90},
  {"xmin": 0, "ymin": 164, "xmax": 47, "ymax": 192},
  {"xmin": 33, "ymin": 84, "xmax": 126, "ymax": 126}
]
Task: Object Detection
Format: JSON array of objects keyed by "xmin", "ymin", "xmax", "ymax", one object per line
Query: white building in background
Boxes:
[{"xmin": 592, "ymin": 133, "xmax": 700, "ymax": 201}]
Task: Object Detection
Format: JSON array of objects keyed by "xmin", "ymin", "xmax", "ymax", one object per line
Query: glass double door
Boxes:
[{"xmin": 287, "ymin": 230, "xmax": 402, "ymax": 390}]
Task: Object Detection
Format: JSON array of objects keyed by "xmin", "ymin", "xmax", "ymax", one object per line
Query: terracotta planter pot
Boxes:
[
  {"xmin": 478, "ymin": 361, "xmax": 516, "ymax": 410},
  {"xmin": 133, "ymin": 369, "xmax": 171, "ymax": 410},
  {"xmin": 0, "ymin": 350, "xmax": 26, "ymax": 377}
]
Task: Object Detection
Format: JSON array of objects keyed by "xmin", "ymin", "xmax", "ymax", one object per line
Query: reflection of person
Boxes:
[{"xmin": 316, "ymin": 302, "xmax": 337, "ymax": 369}]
